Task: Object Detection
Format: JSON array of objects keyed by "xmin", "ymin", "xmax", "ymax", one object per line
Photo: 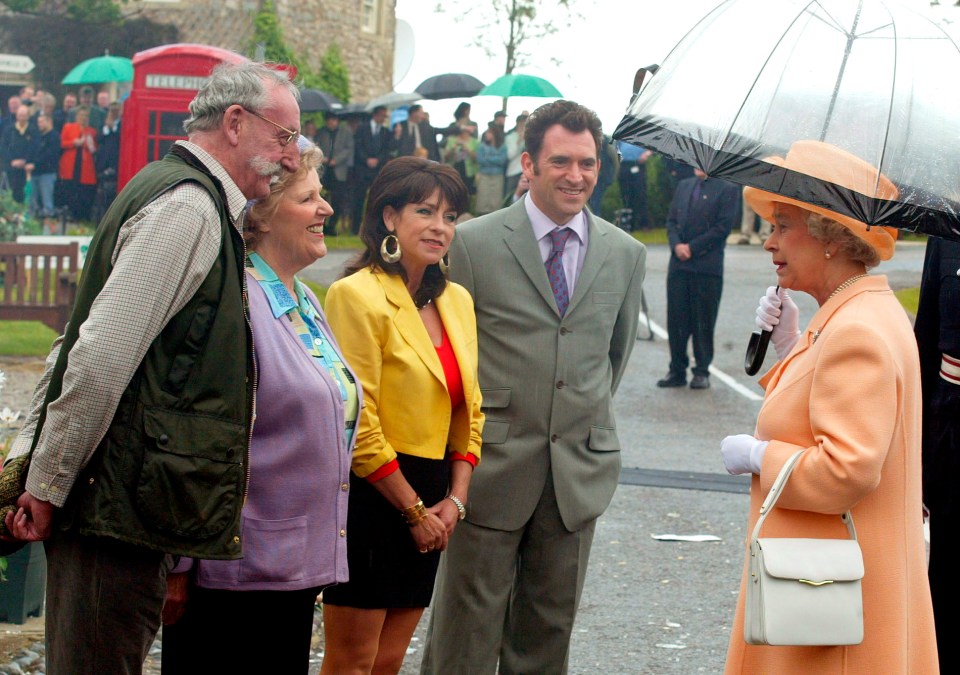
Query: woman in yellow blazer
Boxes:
[
  {"xmin": 719, "ymin": 141, "xmax": 938, "ymax": 673},
  {"xmin": 321, "ymin": 156, "xmax": 483, "ymax": 675}
]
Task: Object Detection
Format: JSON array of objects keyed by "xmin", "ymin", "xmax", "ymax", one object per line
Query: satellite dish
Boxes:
[{"xmin": 393, "ymin": 19, "xmax": 415, "ymax": 87}]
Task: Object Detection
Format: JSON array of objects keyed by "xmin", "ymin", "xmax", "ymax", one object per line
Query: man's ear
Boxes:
[
  {"xmin": 223, "ymin": 105, "xmax": 244, "ymax": 147},
  {"xmin": 520, "ymin": 151, "xmax": 535, "ymax": 178}
]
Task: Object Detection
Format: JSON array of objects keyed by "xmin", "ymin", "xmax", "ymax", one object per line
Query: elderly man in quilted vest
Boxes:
[{"xmin": 0, "ymin": 61, "xmax": 302, "ymax": 674}]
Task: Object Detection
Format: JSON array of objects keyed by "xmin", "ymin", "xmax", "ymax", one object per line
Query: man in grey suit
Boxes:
[
  {"xmin": 315, "ymin": 112, "xmax": 354, "ymax": 234},
  {"xmin": 421, "ymin": 100, "xmax": 646, "ymax": 674}
]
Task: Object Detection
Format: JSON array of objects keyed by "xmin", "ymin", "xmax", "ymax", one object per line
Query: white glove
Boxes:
[
  {"xmin": 756, "ymin": 286, "xmax": 800, "ymax": 360},
  {"xmin": 720, "ymin": 434, "xmax": 768, "ymax": 475}
]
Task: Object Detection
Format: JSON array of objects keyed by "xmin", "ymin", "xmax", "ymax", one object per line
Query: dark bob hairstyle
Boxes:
[{"xmin": 342, "ymin": 156, "xmax": 469, "ymax": 307}]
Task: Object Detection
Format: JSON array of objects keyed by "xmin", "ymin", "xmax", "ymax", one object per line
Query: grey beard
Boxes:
[{"xmin": 250, "ymin": 156, "xmax": 282, "ymax": 182}]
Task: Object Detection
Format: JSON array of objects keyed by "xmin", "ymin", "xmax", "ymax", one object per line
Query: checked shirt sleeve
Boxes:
[{"xmin": 25, "ymin": 184, "xmax": 223, "ymax": 506}]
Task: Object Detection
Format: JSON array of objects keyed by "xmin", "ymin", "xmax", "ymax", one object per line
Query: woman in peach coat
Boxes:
[{"xmin": 720, "ymin": 141, "xmax": 938, "ymax": 674}]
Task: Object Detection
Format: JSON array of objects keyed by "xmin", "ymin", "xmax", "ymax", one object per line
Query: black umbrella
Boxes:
[
  {"xmin": 299, "ymin": 88, "xmax": 344, "ymax": 113},
  {"xmin": 415, "ymin": 73, "xmax": 485, "ymax": 100},
  {"xmin": 612, "ymin": 0, "xmax": 960, "ymax": 374},
  {"xmin": 336, "ymin": 102, "xmax": 370, "ymax": 120}
]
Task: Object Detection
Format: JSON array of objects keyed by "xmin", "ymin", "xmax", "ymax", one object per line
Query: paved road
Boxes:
[{"xmin": 302, "ymin": 240, "xmax": 925, "ymax": 674}]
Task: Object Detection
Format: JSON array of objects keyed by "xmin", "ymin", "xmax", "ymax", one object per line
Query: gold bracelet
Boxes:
[{"xmin": 400, "ymin": 499, "xmax": 427, "ymax": 526}]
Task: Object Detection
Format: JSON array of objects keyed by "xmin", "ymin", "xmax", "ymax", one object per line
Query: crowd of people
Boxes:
[
  {"xmin": 0, "ymin": 84, "xmax": 122, "ymax": 226},
  {"xmin": 302, "ymin": 101, "xmax": 557, "ymax": 232},
  {"xmin": 0, "ymin": 59, "xmax": 949, "ymax": 675}
]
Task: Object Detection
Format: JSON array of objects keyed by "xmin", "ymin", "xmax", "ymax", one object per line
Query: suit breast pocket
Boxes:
[
  {"xmin": 593, "ymin": 292, "xmax": 624, "ymax": 305},
  {"xmin": 591, "ymin": 292, "xmax": 624, "ymax": 331}
]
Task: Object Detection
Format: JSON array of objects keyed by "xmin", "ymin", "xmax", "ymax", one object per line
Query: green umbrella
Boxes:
[
  {"xmin": 478, "ymin": 74, "xmax": 562, "ymax": 99},
  {"xmin": 62, "ymin": 55, "xmax": 133, "ymax": 85}
]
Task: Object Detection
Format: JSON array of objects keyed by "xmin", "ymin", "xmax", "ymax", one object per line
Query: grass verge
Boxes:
[
  {"xmin": 895, "ymin": 287, "xmax": 919, "ymax": 317},
  {"xmin": 0, "ymin": 321, "xmax": 57, "ymax": 357}
]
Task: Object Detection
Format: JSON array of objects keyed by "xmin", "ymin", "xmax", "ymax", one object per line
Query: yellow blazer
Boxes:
[
  {"xmin": 725, "ymin": 275, "xmax": 937, "ymax": 674},
  {"xmin": 325, "ymin": 267, "xmax": 483, "ymax": 477}
]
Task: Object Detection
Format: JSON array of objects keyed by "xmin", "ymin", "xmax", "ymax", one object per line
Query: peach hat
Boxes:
[{"xmin": 743, "ymin": 140, "xmax": 899, "ymax": 260}]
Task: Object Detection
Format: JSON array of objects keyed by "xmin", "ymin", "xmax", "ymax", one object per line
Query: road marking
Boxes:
[
  {"xmin": 640, "ymin": 311, "xmax": 764, "ymax": 402},
  {"xmin": 620, "ymin": 466, "xmax": 750, "ymax": 493}
]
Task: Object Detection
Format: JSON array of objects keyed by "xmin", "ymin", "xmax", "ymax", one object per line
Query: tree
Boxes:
[
  {"xmin": 435, "ymin": 0, "xmax": 577, "ymax": 75},
  {"xmin": 315, "ymin": 45, "xmax": 351, "ymax": 104},
  {"xmin": 249, "ymin": 0, "xmax": 297, "ymax": 65},
  {"xmin": 0, "ymin": 0, "xmax": 124, "ymax": 22}
]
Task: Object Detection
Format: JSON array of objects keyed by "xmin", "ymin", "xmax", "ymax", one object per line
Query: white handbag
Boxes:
[{"xmin": 744, "ymin": 450, "xmax": 865, "ymax": 646}]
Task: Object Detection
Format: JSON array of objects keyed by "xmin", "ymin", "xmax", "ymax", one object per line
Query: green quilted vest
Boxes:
[{"xmin": 31, "ymin": 146, "xmax": 252, "ymax": 559}]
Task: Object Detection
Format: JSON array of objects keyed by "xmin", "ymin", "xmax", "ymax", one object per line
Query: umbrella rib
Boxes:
[
  {"xmin": 820, "ymin": 0, "xmax": 864, "ymax": 141},
  {"xmin": 719, "ymin": 0, "xmax": 824, "ymax": 158},
  {"xmin": 810, "ymin": 0, "xmax": 852, "ymax": 36},
  {"xmin": 873, "ymin": 0, "xmax": 899, "ymax": 214}
]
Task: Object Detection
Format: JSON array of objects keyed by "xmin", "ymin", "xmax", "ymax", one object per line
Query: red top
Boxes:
[{"xmin": 367, "ymin": 324, "xmax": 475, "ymax": 483}]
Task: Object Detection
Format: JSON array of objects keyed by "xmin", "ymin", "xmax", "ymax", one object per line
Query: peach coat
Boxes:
[{"xmin": 725, "ymin": 275, "xmax": 938, "ymax": 674}]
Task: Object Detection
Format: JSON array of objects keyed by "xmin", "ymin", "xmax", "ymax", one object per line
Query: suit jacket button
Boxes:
[
  {"xmin": 560, "ymin": 327, "xmax": 570, "ymax": 335},
  {"xmin": 551, "ymin": 434, "xmax": 559, "ymax": 442},
  {"xmin": 556, "ymin": 381, "xmax": 565, "ymax": 389}
]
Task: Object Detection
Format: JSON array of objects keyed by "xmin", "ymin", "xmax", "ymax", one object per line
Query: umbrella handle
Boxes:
[{"xmin": 744, "ymin": 284, "xmax": 779, "ymax": 376}]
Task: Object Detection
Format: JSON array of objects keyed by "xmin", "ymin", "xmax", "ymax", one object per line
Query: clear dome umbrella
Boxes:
[
  {"xmin": 612, "ymin": 0, "xmax": 960, "ymax": 373},
  {"xmin": 613, "ymin": 0, "xmax": 960, "ymax": 241}
]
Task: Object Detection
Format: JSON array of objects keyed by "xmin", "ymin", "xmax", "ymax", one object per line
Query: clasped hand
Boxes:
[{"xmin": 2, "ymin": 492, "xmax": 55, "ymax": 542}]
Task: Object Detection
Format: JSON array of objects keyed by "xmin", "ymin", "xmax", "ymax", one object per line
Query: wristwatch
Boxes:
[{"xmin": 446, "ymin": 494, "xmax": 466, "ymax": 521}]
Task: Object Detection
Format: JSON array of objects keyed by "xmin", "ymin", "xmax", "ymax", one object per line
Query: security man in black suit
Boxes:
[
  {"xmin": 349, "ymin": 105, "xmax": 392, "ymax": 233},
  {"xmin": 914, "ymin": 235, "xmax": 960, "ymax": 674},
  {"xmin": 658, "ymin": 168, "xmax": 741, "ymax": 389}
]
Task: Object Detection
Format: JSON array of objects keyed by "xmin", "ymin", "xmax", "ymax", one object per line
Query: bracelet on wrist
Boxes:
[
  {"xmin": 400, "ymin": 498, "xmax": 428, "ymax": 526},
  {"xmin": 445, "ymin": 494, "xmax": 466, "ymax": 521}
]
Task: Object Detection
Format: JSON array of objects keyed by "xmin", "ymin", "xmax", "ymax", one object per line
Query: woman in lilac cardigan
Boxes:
[{"xmin": 160, "ymin": 141, "xmax": 360, "ymax": 673}]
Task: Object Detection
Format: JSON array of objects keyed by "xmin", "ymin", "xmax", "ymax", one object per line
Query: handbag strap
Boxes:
[{"xmin": 750, "ymin": 450, "xmax": 857, "ymax": 544}]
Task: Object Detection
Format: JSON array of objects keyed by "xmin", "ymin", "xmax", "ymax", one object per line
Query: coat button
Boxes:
[
  {"xmin": 158, "ymin": 434, "xmax": 169, "ymax": 445},
  {"xmin": 88, "ymin": 477, "xmax": 94, "ymax": 485},
  {"xmin": 233, "ymin": 536, "xmax": 241, "ymax": 544},
  {"xmin": 340, "ymin": 529, "xmax": 346, "ymax": 537},
  {"xmin": 341, "ymin": 483, "xmax": 349, "ymax": 491}
]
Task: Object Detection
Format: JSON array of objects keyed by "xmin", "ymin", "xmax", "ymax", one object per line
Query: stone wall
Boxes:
[{"xmin": 126, "ymin": 0, "xmax": 395, "ymax": 102}]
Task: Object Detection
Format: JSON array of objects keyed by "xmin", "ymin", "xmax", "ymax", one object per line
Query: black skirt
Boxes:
[{"xmin": 322, "ymin": 453, "xmax": 449, "ymax": 609}]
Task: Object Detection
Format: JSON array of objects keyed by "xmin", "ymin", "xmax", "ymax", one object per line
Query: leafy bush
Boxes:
[{"xmin": 0, "ymin": 191, "xmax": 41, "ymax": 243}]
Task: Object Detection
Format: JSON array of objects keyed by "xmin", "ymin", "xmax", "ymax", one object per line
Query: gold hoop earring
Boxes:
[
  {"xmin": 824, "ymin": 251, "xmax": 832, "ymax": 260},
  {"xmin": 381, "ymin": 234, "xmax": 402, "ymax": 264},
  {"xmin": 438, "ymin": 254, "xmax": 450, "ymax": 277}
]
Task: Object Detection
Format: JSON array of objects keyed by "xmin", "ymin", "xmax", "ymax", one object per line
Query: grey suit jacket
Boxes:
[
  {"xmin": 316, "ymin": 125, "xmax": 355, "ymax": 183},
  {"xmin": 449, "ymin": 198, "xmax": 646, "ymax": 532}
]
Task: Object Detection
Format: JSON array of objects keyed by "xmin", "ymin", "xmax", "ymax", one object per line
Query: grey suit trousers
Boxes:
[{"xmin": 421, "ymin": 473, "xmax": 596, "ymax": 675}]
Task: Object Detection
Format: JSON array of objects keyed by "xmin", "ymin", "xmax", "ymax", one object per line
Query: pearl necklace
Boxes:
[{"xmin": 827, "ymin": 273, "xmax": 868, "ymax": 301}]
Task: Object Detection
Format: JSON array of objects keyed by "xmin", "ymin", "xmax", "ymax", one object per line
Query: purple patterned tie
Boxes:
[{"xmin": 545, "ymin": 228, "xmax": 573, "ymax": 315}]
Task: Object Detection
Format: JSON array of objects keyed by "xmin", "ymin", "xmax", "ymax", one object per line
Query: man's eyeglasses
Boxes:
[{"xmin": 242, "ymin": 107, "xmax": 299, "ymax": 147}]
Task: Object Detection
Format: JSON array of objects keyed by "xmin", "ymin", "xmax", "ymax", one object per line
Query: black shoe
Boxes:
[
  {"xmin": 657, "ymin": 372, "xmax": 687, "ymax": 388},
  {"xmin": 690, "ymin": 374, "xmax": 710, "ymax": 389}
]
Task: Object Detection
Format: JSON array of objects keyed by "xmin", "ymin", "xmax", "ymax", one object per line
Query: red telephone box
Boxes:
[{"xmin": 117, "ymin": 44, "xmax": 249, "ymax": 190}]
